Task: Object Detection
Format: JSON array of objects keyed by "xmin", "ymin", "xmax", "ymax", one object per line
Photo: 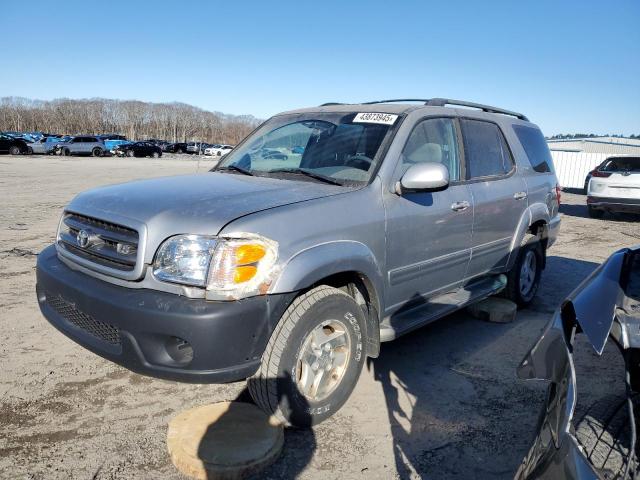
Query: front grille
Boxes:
[
  {"xmin": 46, "ymin": 292, "xmax": 121, "ymax": 346},
  {"xmin": 57, "ymin": 212, "xmax": 139, "ymax": 272}
]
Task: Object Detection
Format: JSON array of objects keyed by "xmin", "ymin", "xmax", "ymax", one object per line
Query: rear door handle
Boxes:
[
  {"xmin": 514, "ymin": 191, "xmax": 528, "ymax": 201},
  {"xmin": 451, "ymin": 200, "xmax": 470, "ymax": 212}
]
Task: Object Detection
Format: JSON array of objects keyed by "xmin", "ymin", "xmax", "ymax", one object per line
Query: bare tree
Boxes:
[{"xmin": 0, "ymin": 96, "xmax": 260, "ymax": 144}]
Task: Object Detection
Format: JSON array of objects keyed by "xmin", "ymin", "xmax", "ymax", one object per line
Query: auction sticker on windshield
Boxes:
[{"xmin": 353, "ymin": 112, "xmax": 398, "ymax": 125}]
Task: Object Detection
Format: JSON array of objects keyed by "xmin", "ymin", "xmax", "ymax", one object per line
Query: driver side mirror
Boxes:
[{"xmin": 397, "ymin": 162, "xmax": 450, "ymax": 194}]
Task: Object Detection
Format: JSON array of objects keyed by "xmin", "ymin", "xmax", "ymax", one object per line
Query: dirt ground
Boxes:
[{"xmin": 0, "ymin": 155, "xmax": 636, "ymax": 479}]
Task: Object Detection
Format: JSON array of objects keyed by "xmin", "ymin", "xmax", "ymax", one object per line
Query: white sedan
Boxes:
[
  {"xmin": 587, "ymin": 155, "xmax": 640, "ymax": 218},
  {"xmin": 204, "ymin": 144, "xmax": 234, "ymax": 157}
]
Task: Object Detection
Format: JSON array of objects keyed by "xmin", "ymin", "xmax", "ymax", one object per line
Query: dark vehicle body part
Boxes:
[
  {"xmin": 37, "ymin": 99, "xmax": 560, "ymax": 426},
  {"xmin": 115, "ymin": 141, "xmax": 162, "ymax": 158},
  {"xmin": 516, "ymin": 246, "xmax": 640, "ymax": 479},
  {"xmin": 165, "ymin": 142, "xmax": 188, "ymax": 154},
  {"xmin": 0, "ymin": 134, "xmax": 29, "ymax": 154}
]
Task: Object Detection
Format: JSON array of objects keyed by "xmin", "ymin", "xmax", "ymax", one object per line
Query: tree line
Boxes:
[
  {"xmin": 0, "ymin": 97, "xmax": 261, "ymax": 145},
  {"xmin": 548, "ymin": 133, "xmax": 640, "ymax": 140}
]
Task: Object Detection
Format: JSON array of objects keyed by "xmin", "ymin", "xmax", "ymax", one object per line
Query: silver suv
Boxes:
[
  {"xmin": 36, "ymin": 98, "xmax": 561, "ymax": 426},
  {"xmin": 56, "ymin": 135, "xmax": 106, "ymax": 157}
]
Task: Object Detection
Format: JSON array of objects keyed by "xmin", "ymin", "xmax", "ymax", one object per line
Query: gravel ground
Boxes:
[{"xmin": 0, "ymin": 155, "xmax": 637, "ymax": 479}]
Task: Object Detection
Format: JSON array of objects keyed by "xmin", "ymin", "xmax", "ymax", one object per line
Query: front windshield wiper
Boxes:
[
  {"xmin": 266, "ymin": 168, "xmax": 344, "ymax": 186},
  {"xmin": 216, "ymin": 164, "xmax": 253, "ymax": 176}
]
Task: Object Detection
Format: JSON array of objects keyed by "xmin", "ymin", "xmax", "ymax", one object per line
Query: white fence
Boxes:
[{"xmin": 550, "ymin": 151, "xmax": 610, "ymax": 190}]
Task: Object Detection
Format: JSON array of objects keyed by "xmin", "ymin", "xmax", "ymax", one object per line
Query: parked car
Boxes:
[
  {"xmin": 516, "ymin": 245, "xmax": 640, "ymax": 480},
  {"xmin": 105, "ymin": 139, "xmax": 131, "ymax": 154},
  {"xmin": 261, "ymin": 148, "xmax": 287, "ymax": 160},
  {"xmin": 114, "ymin": 141, "xmax": 162, "ymax": 158},
  {"xmin": 165, "ymin": 142, "xmax": 188, "ymax": 154},
  {"xmin": 291, "ymin": 145, "xmax": 305, "ymax": 154},
  {"xmin": 586, "ymin": 156, "xmax": 640, "ymax": 218},
  {"xmin": 186, "ymin": 142, "xmax": 208, "ymax": 154},
  {"xmin": 54, "ymin": 136, "xmax": 106, "ymax": 157},
  {"xmin": 36, "ymin": 98, "xmax": 560, "ymax": 427},
  {"xmin": 97, "ymin": 134, "xmax": 127, "ymax": 141},
  {"xmin": 0, "ymin": 133, "xmax": 29, "ymax": 155},
  {"xmin": 25, "ymin": 137, "xmax": 58, "ymax": 154},
  {"xmin": 205, "ymin": 144, "xmax": 234, "ymax": 156}
]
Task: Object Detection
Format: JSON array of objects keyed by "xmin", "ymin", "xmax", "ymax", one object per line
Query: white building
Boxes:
[{"xmin": 547, "ymin": 136, "xmax": 640, "ymax": 155}]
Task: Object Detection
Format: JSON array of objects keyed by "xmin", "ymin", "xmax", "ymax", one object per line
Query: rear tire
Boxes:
[
  {"xmin": 176, "ymin": 148, "xmax": 183, "ymax": 154},
  {"xmin": 152, "ymin": 151, "xmax": 160, "ymax": 158},
  {"xmin": 575, "ymin": 394, "xmax": 638, "ymax": 479},
  {"xmin": 26, "ymin": 146, "xmax": 33, "ymax": 155},
  {"xmin": 502, "ymin": 234, "xmax": 543, "ymax": 307},
  {"xmin": 126, "ymin": 150, "xmax": 135, "ymax": 157},
  {"xmin": 9, "ymin": 146, "xmax": 21, "ymax": 155},
  {"xmin": 248, "ymin": 285, "xmax": 366, "ymax": 428},
  {"xmin": 589, "ymin": 206, "xmax": 605, "ymax": 219},
  {"xmin": 62, "ymin": 148, "xmax": 70, "ymax": 156},
  {"xmin": 92, "ymin": 147, "xmax": 103, "ymax": 157}
]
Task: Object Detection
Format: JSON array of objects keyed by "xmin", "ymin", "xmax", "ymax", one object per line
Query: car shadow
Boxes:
[
  {"xmin": 196, "ymin": 373, "xmax": 316, "ymax": 480},
  {"xmin": 193, "ymin": 255, "xmax": 600, "ymax": 479},
  {"xmin": 364, "ymin": 255, "xmax": 600, "ymax": 479}
]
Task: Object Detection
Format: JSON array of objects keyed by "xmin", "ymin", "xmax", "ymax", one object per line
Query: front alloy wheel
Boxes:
[{"xmin": 248, "ymin": 285, "xmax": 366, "ymax": 427}]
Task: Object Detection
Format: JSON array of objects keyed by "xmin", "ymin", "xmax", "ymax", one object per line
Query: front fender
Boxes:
[{"xmin": 271, "ymin": 240, "xmax": 384, "ymax": 303}]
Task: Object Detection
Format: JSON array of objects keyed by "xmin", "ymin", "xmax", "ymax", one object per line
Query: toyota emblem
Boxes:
[{"xmin": 76, "ymin": 229, "xmax": 90, "ymax": 248}]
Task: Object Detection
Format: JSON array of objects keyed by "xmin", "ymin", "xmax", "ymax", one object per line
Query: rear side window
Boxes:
[
  {"xmin": 460, "ymin": 119, "xmax": 513, "ymax": 179},
  {"xmin": 513, "ymin": 125, "xmax": 554, "ymax": 173},
  {"xmin": 600, "ymin": 157, "xmax": 640, "ymax": 172}
]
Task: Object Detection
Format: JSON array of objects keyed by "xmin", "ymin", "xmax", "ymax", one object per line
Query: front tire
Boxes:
[
  {"xmin": 9, "ymin": 146, "xmax": 21, "ymax": 155},
  {"xmin": 126, "ymin": 150, "xmax": 135, "ymax": 157},
  {"xmin": 502, "ymin": 235, "xmax": 543, "ymax": 307},
  {"xmin": 26, "ymin": 146, "xmax": 33, "ymax": 155},
  {"xmin": 92, "ymin": 147, "xmax": 103, "ymax": 157},
  {"xmin": 152, "ymin": 151, "xmax": 160, "ymax": 158},
  {"xmin": 248, "ymin": 285, "xmax": 366, "ymax": 427},
  {"xmin": 62, "ymin": 148, "xmax": 71, "ymax": 156}
]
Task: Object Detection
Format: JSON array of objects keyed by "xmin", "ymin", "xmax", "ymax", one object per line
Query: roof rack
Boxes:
[
  {"xmin": 425, "ymin": 98, "xmax": 528, "ymax": 121},
  {"xmin": 323, "ymin": 98, "xmax": 528, "ymax": 121}
]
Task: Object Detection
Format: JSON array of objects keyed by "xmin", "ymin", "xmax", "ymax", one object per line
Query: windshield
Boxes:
[{"xmin": 217, "ymin": 112, "xmax": 397, "ymax": 184}]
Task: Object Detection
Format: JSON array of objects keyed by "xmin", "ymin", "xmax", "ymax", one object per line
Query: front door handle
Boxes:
[
  {"xmin": 451, "ymin": 200, "xmax": 470, "ymax": 212},
  {"xmin": 514, "ymin": 191, "xmax": 528, "ymax": 201}
]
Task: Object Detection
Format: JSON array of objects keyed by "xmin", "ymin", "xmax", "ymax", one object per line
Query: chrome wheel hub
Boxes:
[
  {"xmin": 519, "ymin": 250, "xmax": 537, "ymax": 297},
  {"xmin": 296, "ymin": 319, "xmax": 351, "ymax": 402}
]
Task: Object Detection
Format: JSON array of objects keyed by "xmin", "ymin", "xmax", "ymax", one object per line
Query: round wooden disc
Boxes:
[{"xmin": 167, "ymin": 402, "xmax": 284, "ymax": 480}]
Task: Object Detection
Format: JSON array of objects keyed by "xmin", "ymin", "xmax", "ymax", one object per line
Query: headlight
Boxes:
[
  {"xmin": 153, "ymin": 235, "xmax": 217, "ymax": 286},
  {"xmin": 152, "ymin": 234, "xmax": 278, "ymax": 299}
]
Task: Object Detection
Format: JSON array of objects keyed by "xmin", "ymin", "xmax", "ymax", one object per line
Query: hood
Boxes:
[{"xmin": 67, "ymin": 172, "xmax": 347, "ymax": 264}]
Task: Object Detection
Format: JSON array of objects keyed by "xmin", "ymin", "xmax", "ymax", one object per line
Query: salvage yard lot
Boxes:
[{"xmin": 0, "ymin": 155, "xmax": 636, "ymax": 479}]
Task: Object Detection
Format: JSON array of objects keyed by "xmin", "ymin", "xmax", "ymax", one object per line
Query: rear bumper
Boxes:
[
  {"xmin": 36, "ymin": 245, "xmax": 295, "ymax": 383},
  {"xmin": 587, "ymin": 195, "xmax": 640, "ymax": 213}
]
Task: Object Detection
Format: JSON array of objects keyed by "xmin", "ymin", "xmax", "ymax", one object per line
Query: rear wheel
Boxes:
[
  {"xmin": 92, "ymin": 147, "xmax": 103, "ymax": 157},
  {"xmin": 26, "ymin": 146, "xmax": 33, "ymax": 155},
  {"xmin": 248, "ymin": 285, "xmax": 366, "ymax": 427},
  {"xmin": 126, "ymin": 150, "xmax": 135, "ymax": 157},
  {"xmin": 9, "ymin": 146, "xmax": 21, "ymax": 155},
  {"xmin": 152, "ymin": 151, "xmax": 160, "ymax": 158},
  {"xmin": 176, "ymin": 148, "xmax": 183, "ymax": 154},
  {"xmin": 575, "ymin": 394, "xmax": 638, "ymax": 479},
  {"xmin": 62, "ymin": 148, "xmax": 70, "ymax": 156},
  {"xmin": 588, "ymin": 206, "xmax": 605, "ymax": 219},
  {"xmin": 502, "ymin": 234, "xmax": 543, "ymax": 307}
]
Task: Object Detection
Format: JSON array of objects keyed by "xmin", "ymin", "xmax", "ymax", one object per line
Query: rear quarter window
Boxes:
[{"xmin": 512, "ymin": 125, "xmax": 555, "ymax": 174}]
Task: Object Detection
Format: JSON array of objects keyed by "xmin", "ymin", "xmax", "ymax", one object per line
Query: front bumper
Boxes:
[
  {"xmin": 587, "ymin": 195, "xmax": 640, "ymax": 213},
  {"xmin": 36, "ymin": 245, "xmax": 295, "ymax": 383}
]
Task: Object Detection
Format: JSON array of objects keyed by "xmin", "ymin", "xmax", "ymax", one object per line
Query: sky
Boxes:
[{"xmin": 1, "ymin": 0, "xmax": 638, "ymax": 136}]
